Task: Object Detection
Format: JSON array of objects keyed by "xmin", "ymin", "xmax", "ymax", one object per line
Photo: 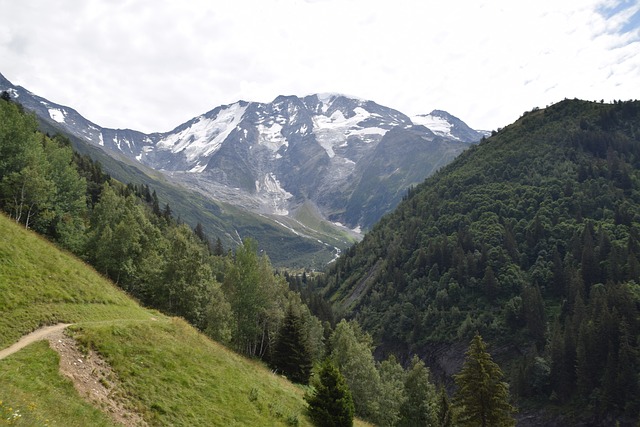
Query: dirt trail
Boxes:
[
  {"xmin": 0, "ymin": 323, "xmax": 71, "ymax": 360},
  {"xmin": 0, "ymin": 323, "xmax": 147, "ymax": 426}
]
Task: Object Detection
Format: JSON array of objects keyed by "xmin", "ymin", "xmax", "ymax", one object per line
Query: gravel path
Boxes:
[{"xmin": 0, "ymin": 324, "xmax": 71, "ymax": 360}]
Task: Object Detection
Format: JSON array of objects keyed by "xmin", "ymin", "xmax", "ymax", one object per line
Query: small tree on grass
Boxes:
[
  {"xmin": 305, "ymin": 359, "xmax": 355, "ymax": 427},
  {"xmin": 454, "ymin": 333, "xmax": 517, "ymax": 427}
]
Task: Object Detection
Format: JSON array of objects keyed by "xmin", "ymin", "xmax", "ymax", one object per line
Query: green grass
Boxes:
[
  {"xmin": 291, "ymin": 200, "xmax": 361, "ymax": 245},
  {"xmin": 0, "ymin": 341, "xmax": 118, "ymax": 426},
  {"xmin": 70, "ymin": 318, "xmax": 311, "ymax": 426},
  {"xmin": 0, "ymin": 214, "xmax": 154, "ymax": 348},
  {"xmin": 0, "ymin": 213, "xmax": 374, "ymax": 425}
]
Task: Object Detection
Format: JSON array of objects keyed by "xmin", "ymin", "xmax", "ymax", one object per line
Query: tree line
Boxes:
[{"xmin": 305, "ymin": 323, "xmax": 516, "ymax": 426}]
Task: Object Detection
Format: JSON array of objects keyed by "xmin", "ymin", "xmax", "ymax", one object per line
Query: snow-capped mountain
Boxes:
[{"xmin": 0, "ymin": 73, "xmax": 482, "ymax": 234}]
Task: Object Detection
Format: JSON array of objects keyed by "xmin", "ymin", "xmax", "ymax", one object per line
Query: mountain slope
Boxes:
[
  {"xmin": 0, "ymin": 212, "xmax": 324, "ymax": 426},
  {"xmin": 8, "ymin": 83, "xmax": 341, "ymax": 269},
  {"xmin": 0, "ymin": 73, "xmax": 481, "ymax": 269},
  {"xmin": 318, "ymin": 99, "xmax": 640, "ymax": 422}
]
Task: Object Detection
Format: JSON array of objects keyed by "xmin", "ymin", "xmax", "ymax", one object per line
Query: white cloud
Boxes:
[{"xmin": 0, "ymin": 0, "xmax": 638, "ymax": 132}]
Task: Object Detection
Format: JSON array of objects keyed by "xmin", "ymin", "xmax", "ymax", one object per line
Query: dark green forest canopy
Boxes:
[{"xmin": 318, "ymin": 99, "xmax": 640, "ymax": 414}]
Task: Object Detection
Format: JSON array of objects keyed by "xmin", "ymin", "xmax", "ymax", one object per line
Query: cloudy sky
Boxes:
[{"xmin": 1, "ymin": 0, "xmax": 639, "ymax": 133}]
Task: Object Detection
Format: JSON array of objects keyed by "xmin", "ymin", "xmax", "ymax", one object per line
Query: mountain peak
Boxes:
[
  {"xmin": 412, "ymin": 110, "xmax": 486, "ymax": 143},
  {"xmin": 0, "ymin": 71, "xmax": 484, "ymax": 236}
]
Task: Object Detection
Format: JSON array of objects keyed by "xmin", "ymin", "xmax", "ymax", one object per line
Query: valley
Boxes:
[{"xmin": 2, "ymin": 77, "xmax": 640, "ymax": 425}]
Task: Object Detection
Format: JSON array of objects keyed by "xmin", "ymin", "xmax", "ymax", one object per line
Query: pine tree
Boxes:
[
  {"xmin": 305, "ymin": 359, "xmax": 355, "ymax": 427},
  {"xmin": 437, "ymin": 386, "xmax": 454, "ymax": 427},
  {"xmin": 270, "ymin": 304, "xmax": 312, "ymax": 384},
  {"xmin": 454, "ymin": 333, "xmax": 516, "ymax": 427},
  {"xmin": 213, "ymin": 237, "xmax": 224, "ymax": 256},
  {"xmin": 521, "ymin": 285, "xmax": 545, "ymax": 347},
  {"xmin": 482, "ymin": 266, "xmax": 498, "ymax": 300}
]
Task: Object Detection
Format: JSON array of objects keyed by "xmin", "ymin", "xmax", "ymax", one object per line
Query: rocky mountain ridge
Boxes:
[{"xmin": 0, "ymin": 72, "xmax": 485, "ymax": 238}]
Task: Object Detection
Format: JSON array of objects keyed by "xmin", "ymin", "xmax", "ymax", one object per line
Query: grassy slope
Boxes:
[
  {"xmin": 0, "ymin": 213, "xmax": 152, "ymax": 348},
  {"xmin": 0, "ymin": 213, "xmax": 365, "ymax": 426}
]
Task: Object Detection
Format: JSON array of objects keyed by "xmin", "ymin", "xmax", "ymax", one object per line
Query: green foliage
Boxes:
[
  {"xmin": 271, "ymin": 304, "xmax": 313, "ymax": 384},
  {"xmin": 223, "ymin": 238, "xmax": 291, "ymax": 357},
  {"xmin": 437, "ymin": 386, "xmax": 455, "ymax": 427},
  {"xmin": 315, "ymin": 99, "xmax": 640, "ymax": 417},
  {"xmin": 305, "ymin": 359, "xmax": 355, "ymax": 427},
  {"xmin": 0, "ymin": 98, "xmax": 88, "ymax": 250},
  {"xmin": 376, "ymin": 355, "xmax": 407, "ymax": 426},
  {"xmin": 399, "ymin": 355, "xmax": 438, "ymax": 426},
  {"xmin": 454, "ymin": 334, "xmax": 516, "ymax": 427},
  {"xmin": 329, "ymin": 320, "xmax": 382, "ymax": 421}
]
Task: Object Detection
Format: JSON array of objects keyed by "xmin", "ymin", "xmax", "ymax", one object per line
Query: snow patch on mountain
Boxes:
[
  {"xmin": 190, "ymin": 163, "xmax": 207, "ymax": 173},
  {"xmin": 157, "ymin": 103, "xmax": 247, "ymax": 163},
  {"xmin": 412, "ymin": 113, "xmax": 455, "ymax": 139},
  {"xmin": 257, "ymin": 121, "xmax": 288, "ymax": 152},
  {"xmin": 49, "ymin": 108, "xmax": 66, "ymax": 123},
  {"xmin": 313, "ymin": 107, "xmax": 388, "ymax": 158}
]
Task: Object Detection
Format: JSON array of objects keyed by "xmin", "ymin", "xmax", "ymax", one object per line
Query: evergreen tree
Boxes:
[
  {"xmin": 151, "ymin": 190, "xmax": 161, "ymax": 216},
  {"xmin": 270, "ymin": 304, "xmax": 312, "ymax": 384},
  {"xmin": 482, "ymin": 266, "xmax": 498, "ymax": 300},
  {"xmin": 305, "ymin": 359, "xmax": 355, "ymax": 427},
  {"xmin": 437, "ymin": 386, "xmax": 455, "ymax": 427},
  {"xmin": 521, "ymin": 285, "xmax": 545, "ymax": 347},
  {"xmin": 454, "ymin": 333, "xmax": 516, "ymax": 427},
  {"xmin": 213, "ymin": 237, "xmax": 224, "ymax": 256}
]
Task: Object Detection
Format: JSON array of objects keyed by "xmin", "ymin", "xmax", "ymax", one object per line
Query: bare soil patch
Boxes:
[
  {"xmin": 46, "ymin": 328, "xmax": 148, "ymax": 426},
  {"xmin": 0, "ymin": 324, "xmax": 147, "ymax": 426}
]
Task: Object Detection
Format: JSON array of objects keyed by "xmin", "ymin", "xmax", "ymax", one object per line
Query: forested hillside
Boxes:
[
  {"xmin": 317, "ymin": 99, "xmax": 640, "ymax": 423},
  {"xmin": 0, "ymin": 91, "xmax": 327, "ymax": 367}
]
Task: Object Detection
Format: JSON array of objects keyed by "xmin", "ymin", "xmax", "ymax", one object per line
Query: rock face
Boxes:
[{"xmin": 0, "ymin": 74, "xmax": 483, "ymax": 233}]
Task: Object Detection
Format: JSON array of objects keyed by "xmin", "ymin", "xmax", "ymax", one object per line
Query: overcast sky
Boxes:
[{"xmin": 1, "ymin": 0, "xmax": 639, "ymax": 133}]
